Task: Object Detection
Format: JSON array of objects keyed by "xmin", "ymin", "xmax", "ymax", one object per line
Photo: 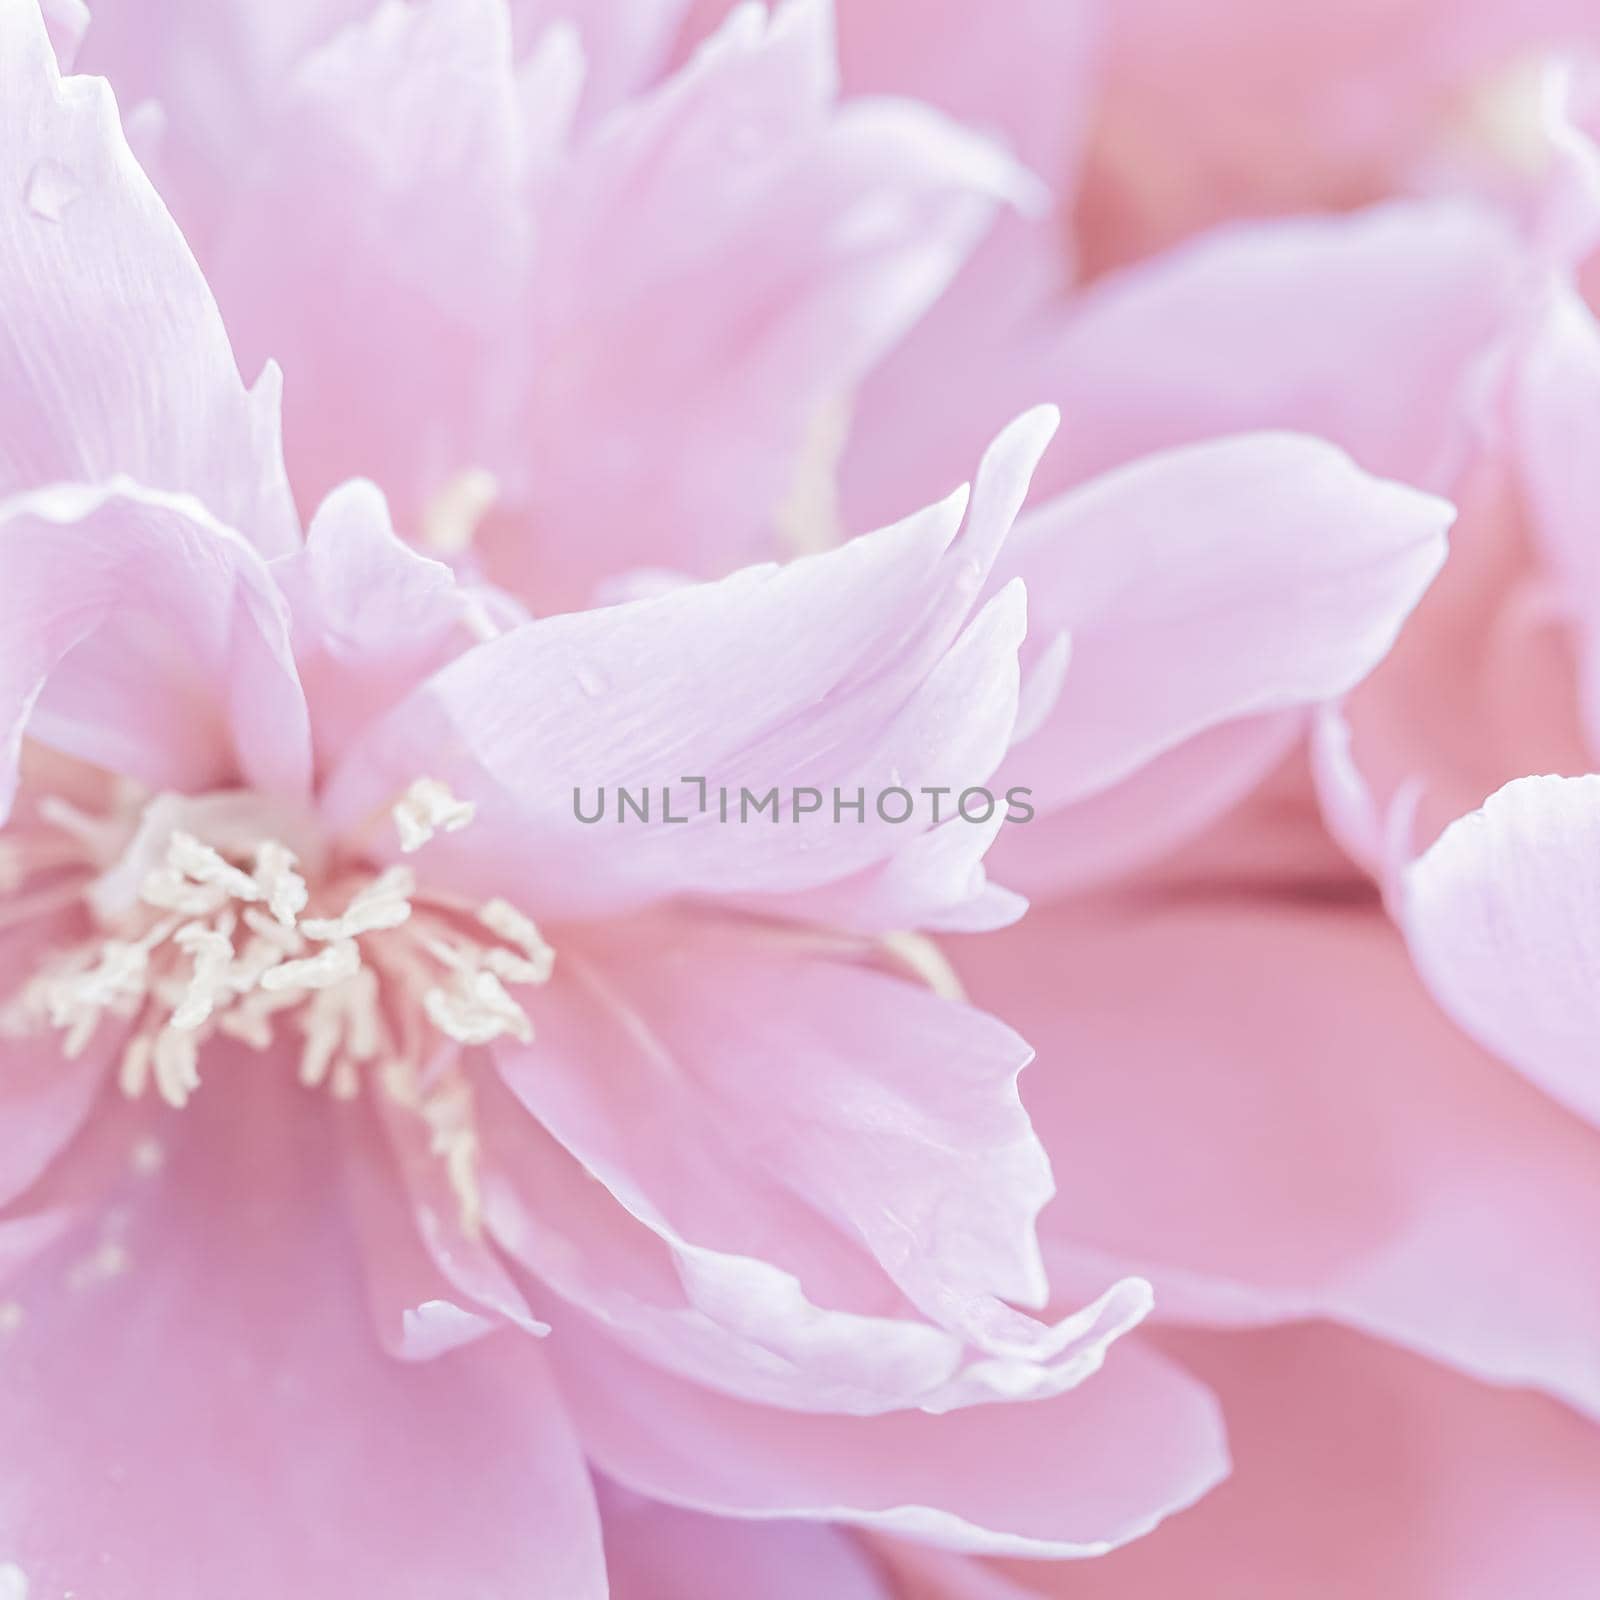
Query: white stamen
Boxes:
[
  {"xmin": 170, "ymin": 923, "xmax": 237, "ymax": 1029},
  {"xmin": 167, "ymin": 831, "xmax": 263, "ymax": 903},
  {"xmin": 260, "ymin": 938, "xmax": 361, "ymax": 993},
  {"xmin": 880, "ymin": 931, "xmax": 968, "ymax": 1004},
  {"xmin": 298, "ymin": 989, "xmax": 342, "ymax": 1089},
  {"xmin": 427, "ymin": 1078, "xmax": 485, "ymax": 1237},
  {"xmin": 775, "ymin": 395, "xmax": 851, "ymax": 558},
  {"xmin": 37, "ymin": 793, "xmax": 130, "ymax": 866},
  {"xmin": 118, "ymin": 1033, "xmax": 153, "ymax": 1098},
  {"xmin": 420, "ymin": 465, "xmax": 499, "ymax": 555},
  {"xmin": 253, "ymin": 839, "xmax": 308, "ymax": 926},
  {"xmin": 300, "ymin": 866, "xmax": 415, "ymax": 941},
  {"xmin": 478, "ymin": 899, "xmax": 555, "ymax": 983},
  {"xmin": 153, "ymin": 1026, "xmax": 201, "ymax": 1108},
  {"xmin": 0, "ymin": 841, "xmax": 27, "ymax": 894},
  {"xmin": 424, "ymin": 967, "xmax": 534, "ymax": 1046},
  {"xmin": 393, "ymin": 779, "xmax": 476, "ymax": 854},
  {"xmin": 7, "ymin": 775, "xmax": 555, "ymax": 1237},
  {"xmin": 241, "ymin": 907, "xmax": 305, "ymax": 954}
]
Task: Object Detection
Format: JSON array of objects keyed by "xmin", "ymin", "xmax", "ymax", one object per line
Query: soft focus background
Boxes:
[{"xmin": 4, "ymin": 0, "xmax": 1600, "ymax": 1595}]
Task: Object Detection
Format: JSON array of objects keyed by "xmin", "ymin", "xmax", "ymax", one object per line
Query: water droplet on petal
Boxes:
[
  {"xmin": 575, "ymin": 663, "xmax": 609, "ymax": 699},
  {"xmin": 953, "ymin": 555, "xmax": 985, "ymax": 595},
  {"xmin": 25, "ymin": 159, "xmax": 80, "ymax": 222}
]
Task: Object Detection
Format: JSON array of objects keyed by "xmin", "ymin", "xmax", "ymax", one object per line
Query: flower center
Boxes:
[{"xmin": 1, "ymin": 770, "xmax": 552, "ymax": 1129}]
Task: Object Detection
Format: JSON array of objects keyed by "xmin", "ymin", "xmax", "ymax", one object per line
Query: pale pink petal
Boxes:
[
  {"xmin": 75, "ymin": 0, "xmax": 373, "ymax": 253},
  {"xmin": 1321, "ymin": 457, "xmax": 1590, "ymax": 875},
  {"xmin": 0, "ymin": 0, "xmax": 299, "ymax": 555},
  {"xmin": 1529, "ymin": 59, "xmax": 1600, "ymax": 268},
  {"xmin": 1404, "ymin": 774, "xmax": 1600, "ymax": 1131},
  {"xmin": 205, "ymin": 0, "xmax": 530, "ymax": 525},
  {"xmin": 322, "ymin": 412, "xmax": 1052, "ymax": 930},
  {"xmin": 986, "ymin": 712, "xmax": 1301, "ymax": 899},
  {"xmin": 555, "ymin": 1319, "xmax": 1226, "ymax": 1558},
  {"xmin": 272, "ymin": 479, "xmax": 489, "ymax": 774},
  {"xmin": 1514, "ymin": 283, "xmax": 1600, "ymax": 752},
  {"xmin": 0, "ymin": 913, "xmax": 110, "ymax": 1211},
  {"xmin": 601, "ymin": 1481, "xmax": 895, "ymax": 1600},
  {"xmin": 822, "ymin": 0, "xmax": 1098, "ymax": 563},
  {"xmin": 510, "ymin": 0, "xmax": 693, "ymax": 121},
  {"xmin": 476, "ymin": 1049, "xmax": 979, "ymax": 1416},
  {"xmin": 987, "ymin": 435, "xmax": 1451, "ymax": 869},
  {"xmin": 835, "ymin": 0, "xmax": 1101, "ymax": 196},
  {"xmin": 41, "ymin": 0, "xmax": 86, "ymax": 69},
  {"xmin": 950, "ymin": 887, "xmax": 1600, "ymax": 1415},
  {"xmin": 844, "ymin": 201, "xmax": 1521, "ymax": 532},
  {"xmin": 0, "ymin": 481, "xmax": 311, "ymax": 816},
  {"xmin": 342, "ymin": 1099, "xmax": 505, "ymax": 1362},
  {"xmin": 0, "ymin": 1078, "xmax": 157, "ymax": 1293},
  {"xmin": 360, "ymin": 1085, "xmax": 549, "ymax": 1353},
  {"xmin": 759, "ymin": 580, "xmax": 1029, "ymax": 934},
  {"xmin": 0, "ymin": 1046, "xmax": 106, "ymax": 1216},
  {"xmin": 0, "ymin": 1056, "xmax": 606, "ymax": 1598},
  {"xmin": 923, "ymin": 1323, "xmax": 1600, "ymax": 1599},
  {"xmin": 481, "ymin": 0, "xmax": 1033, "ymax": 606},
  {"xmin": 486, "ymin": 915, "xmax": 1147, "ymax": 1410},
  {"xmin": 779, "ymin": 796, "xmax": 1025, "ymax": 936},
  {"xmin": 1139, "ymin": 742, "xmax": 1363, "ymax": 898},
  {"xmin": 1032, "ymin": 203, "xmax": 1523, "ymax": 499}
]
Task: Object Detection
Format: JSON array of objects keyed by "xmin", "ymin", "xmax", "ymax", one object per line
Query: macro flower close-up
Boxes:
[{"xmin": 6, "ymin": 0, "xmax": 1600, "ymax": 1596}]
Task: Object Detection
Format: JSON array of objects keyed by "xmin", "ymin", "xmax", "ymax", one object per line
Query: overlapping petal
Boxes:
[
  {"xmin": 481, "ymin": 913, "xmax": 1147, "ymax": 1413},
  {"xmin": 951, "ymin": 886, "xmax": 1600, "ymax": 1416},
  {"xmin": 1404, "ymin": 773, "xmax": 1600, "ymax": 1131},
  {"xmin": 986, "ymin": 434, "xmax": 1452, "ymax": 892},
  {"xmin": 0, "ymin": 0, "xmax": 298, "ymax": 555},
  {"xmin": 0, "ymin": 1063, "xmax": 607, "ymax": 1599},
  {"xmin": 484, "ymin": 0, "xmax": 1038, "ymax": 604},
  {"xmin": 844, "ymin": 196, "xmax": 1523, "ymax": 535},
  {"xmin": 321, "ymin": 410, "xmax": 1052, "ymax": 929},
  {"xmin": 203, "ymin": 0, "xmax": 530, "ymax": 523},
  {"xmin": 0, "ymin": 480, "xmax": 310, "ymax": 815},
  {"xmin": 883, "ymin": 1323, "xmax": 1600, "ymax": 1599},
  {"xmin": 555, "ymin": 1320, "xmax": 1226, "ymax": 1559}
]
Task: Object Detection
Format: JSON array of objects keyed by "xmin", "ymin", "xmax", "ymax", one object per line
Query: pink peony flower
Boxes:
[
  {"xmin": 9, "ymin": 0, "xmax": 1591, "ymax": 1594},
  {"xmin": 0, "ymin": 3, "xmax": 1261, "ymax": 1587}
]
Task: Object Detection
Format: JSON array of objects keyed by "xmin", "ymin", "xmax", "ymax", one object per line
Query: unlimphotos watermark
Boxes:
[{"xmin": 572, "ymin": 779, "xmax": 1034, "ymax": 826}]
